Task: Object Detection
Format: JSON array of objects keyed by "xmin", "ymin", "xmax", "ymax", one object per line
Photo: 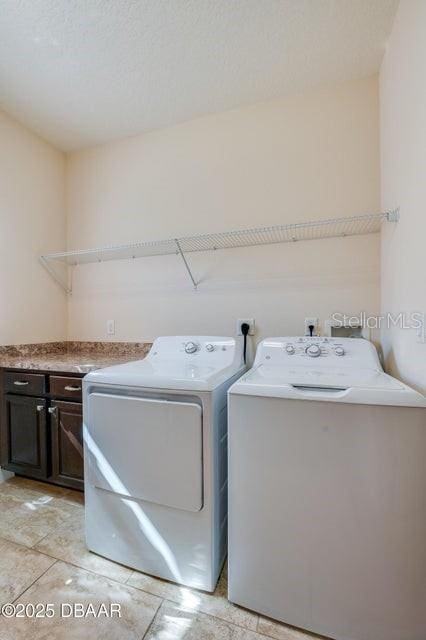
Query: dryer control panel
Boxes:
[
  {"xmin": 148, "ymin": 336, "xmax": 244, "ymax": 368},
  {"xmin": 254, "ymin": 337, "xmax": 382, "ymax": 370}
]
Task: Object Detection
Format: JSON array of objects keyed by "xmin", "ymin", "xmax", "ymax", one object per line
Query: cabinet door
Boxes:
[
  {"xmin": 50, "ymin": 400, "xmax": 84, "ymax": 490},
  {"xmin": 1, "ymin": 395, "xmax": 48, "ymax": 479}
]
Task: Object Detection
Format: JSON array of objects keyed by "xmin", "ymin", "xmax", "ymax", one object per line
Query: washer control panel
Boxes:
[
  {"xmin": 254, "ymin": 337, "xmax": 381, "ymax": 370},
  {"xmin": 282, "ymin": 337, "xmax": 346, "ymax": 358}
]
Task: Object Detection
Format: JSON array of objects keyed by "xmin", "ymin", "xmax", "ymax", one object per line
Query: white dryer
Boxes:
[
  {"xmin": 84, "ymin": 336, "xmax": 245, "ymax": 592},
  {"xmin": 228, "ymin": 337, "xmax": 426, "ymax": 640}
]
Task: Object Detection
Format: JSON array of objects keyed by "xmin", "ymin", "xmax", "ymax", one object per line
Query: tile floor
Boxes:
[{"xmin": 0, "ymin": 477, "xmax": 324, "ymax": 639}]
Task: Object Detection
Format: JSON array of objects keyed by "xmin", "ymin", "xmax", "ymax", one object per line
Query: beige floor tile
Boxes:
[
  {"xmin": 35, "ymin": 511, "xmax": 132, "ymax": 584},
  {"xmin": 63, "ymin": 490, "xmax": 84, "ymax": 506},
  {"xmin": 0, "ymin": 478, "xmax": 83, "ymax": 513},
  {"xmin": 146, "ymin": 600, "xmax": 264, "ymax": 640},
  {"xmin": 0, "ymin": 482, "xmax": 80, "ymax": 547},
  {"xmin": 127, "ymin": 569, "xmax": 194, "ymax": 600},
  {"xmin": 6, "ymin": 476, "xmax": 84, "ymax": 505},
  {"xmin": 0, "ymin": 478, "xmax": 50, "ymax": 500},
  {"xmin": 257, "ymin": 616, "xmax": 326, "ymax": 640},
  {"xmin": 1, "ymin": 561, "xmax": 162, "ymax": 640},
  {"xmin": 128, "ymin": 564, "xmax": 258, "ymax": 632},
  {"xmin": 0, "ymin": 538, "xmax": 56, "ymax": 603}
]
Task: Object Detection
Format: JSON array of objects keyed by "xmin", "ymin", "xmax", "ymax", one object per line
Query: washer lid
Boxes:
[
  {"xmin": 229, "ymin": 364, "xmax": 426, "ymax": 407},
  {"xmin": 84, "ymin": 336, "xmax": 245, "ymax": 391}
]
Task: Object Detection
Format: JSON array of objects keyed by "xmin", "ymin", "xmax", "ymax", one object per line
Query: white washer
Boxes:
[
  {"xmin": 84, "ymin": 336, "xmax": 245, "ymax": 592},
  {"xmin": 228, "ymin": 337, "xmax": 426, "ymax": 640}
]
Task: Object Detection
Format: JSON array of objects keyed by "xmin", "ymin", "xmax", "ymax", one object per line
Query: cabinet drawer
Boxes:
[
  {"xmin": 50, "ymin": 376, "xmax": 83, "ymax": 401},
  {"xmin": 4, "ymin": 371, "xmax": 46, "ymax": 396}
]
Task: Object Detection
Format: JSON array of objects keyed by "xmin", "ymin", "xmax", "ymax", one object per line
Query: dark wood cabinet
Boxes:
[
  {"xmin": 50, "ymin": 400, "xmax": 84, "ymax": 490},
  {"xmin": 49, "ymin": 376, "xmax": 82, "ymax": 402},
  {"xmin": 0, "ymin": 369, "xmax": 84, "ymax": 491},
  {"xmin": 1, "ymin": 395, "xmax": 48, "ymax": 479},
  {"xmin": 4, "ymin": 372, "xmax": 46, "ymax": 396}
]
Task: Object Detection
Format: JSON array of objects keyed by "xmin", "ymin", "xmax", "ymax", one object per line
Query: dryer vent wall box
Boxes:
[
  {"xmin": 83, "ymin": 336, "xmax": 246, "ymax": 592},
  {"xmin": 325, "ymin": 320, "xmax": 370, "ymax": 339},
  {"xmin": 228, "ymin": 336, "xmax": 426, "ymax": 640}
]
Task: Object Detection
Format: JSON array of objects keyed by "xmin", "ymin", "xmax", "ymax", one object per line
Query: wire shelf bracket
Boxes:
[
  {"xmin": 39, "ymin": 255, "xmax": 72, "ymax": 295},
  {"xmin": 39, "ymin": 209, "xmax": 399, "ymax": 293},
  {"xmin": 175, "ymin": 239, "xmax": 198, "ymax": 289}
]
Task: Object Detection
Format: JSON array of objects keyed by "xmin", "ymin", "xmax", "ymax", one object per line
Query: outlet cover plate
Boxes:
[
  {"xmin": 236, "ymin": 318, "xmax": 255, "ymax": 336},
  {"xmin": 304, "ymin": 317, "xmax": 319, "ymax": 336},
  {"xmin": 107, "ymin": 319, "xmax": 115, "ymax": 336}
]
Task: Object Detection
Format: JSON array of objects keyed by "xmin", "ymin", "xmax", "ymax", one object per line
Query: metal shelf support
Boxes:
[
  {"xmin": 175, "ymin": 239, "xmax": 198, "ymax": 289},
  {"xmin": 39, "ymin": 256, "xmax": 72, "ymax": 295}
]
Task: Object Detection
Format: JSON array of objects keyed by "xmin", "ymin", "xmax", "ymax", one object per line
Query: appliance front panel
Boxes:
[
  {"xmin": 86, "ymin": 392, "xmax": 203, "ymax": 512},
  {"xmin": 228, "ymin": 394, "xmax": 426, "ymax": 640}
]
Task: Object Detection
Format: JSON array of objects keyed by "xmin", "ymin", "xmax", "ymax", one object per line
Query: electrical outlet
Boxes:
[
  {"xmin": 304, "ymin": 317, "xmax": 319, "ymax": 336},
  {"xmin": 107, "ymin": 319, "xmax": 115, "ymax": 336},
  {"xmin": 236, "ymin": 318, "xmax": 255, "ymax": 336}
]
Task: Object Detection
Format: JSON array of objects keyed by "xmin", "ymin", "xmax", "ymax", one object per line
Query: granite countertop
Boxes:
[{"xmin": 0, "ymin": 341, "xmax": 151, "ymax": 374}]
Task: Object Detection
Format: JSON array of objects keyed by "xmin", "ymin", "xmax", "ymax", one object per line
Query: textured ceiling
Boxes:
[{"xmin": 0, "ymin": 0, "xmax": 398, "ymax": 151}]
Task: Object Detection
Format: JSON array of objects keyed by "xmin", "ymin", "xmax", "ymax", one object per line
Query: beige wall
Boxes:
[
  {"xmin": 66, "ymin": 76, "xmax": 381, "ymax": 344},
  {"xmin": 380, "ymin": 0, "xmax": 426, "ymax": 393},
  {"xmin": 0, "ymin": 110, "xmax": 67, "ymax": 345}
]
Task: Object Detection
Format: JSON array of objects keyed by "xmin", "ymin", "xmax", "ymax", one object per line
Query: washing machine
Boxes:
[
  {"xmin": 84, "ymin": 336, "xmax": 245, "ymax": 592},
  {"xmin": 228, "ymin": 337, "xmax": 426, "ymax": 640}
]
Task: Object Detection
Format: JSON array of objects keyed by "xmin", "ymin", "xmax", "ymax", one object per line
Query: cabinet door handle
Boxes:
[
  {"xmin": 36, "ymin": 405, "xmax": 44, "ymax": 412},
  {"xmin": 48, "ymin": 406, "xmax": 58, "ymax": 415},
  {"xmin": 64, "ymin": 385, "xmax": 81, "ymax": 392},
  {"xmin": 14, "ymin": 380, "xmax": 29, "ymax": 386}
]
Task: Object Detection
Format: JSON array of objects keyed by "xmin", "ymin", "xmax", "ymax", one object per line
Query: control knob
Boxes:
[
  {"xmin": 334, "ymin": 346, "xmax": 345, "ymax": 356},
  {"xmin": 306, "ymin": 344, "xmax": 321, "ymax": 358},
  {"xmin": 205, "ymin": 343, "xmax": 215, "ymax": 352},
  {"xmin": 185, "ymin": 341, "xmax": 199, "ymax": 354},
  {"xmin": 285, "ymin": 344, "xmax": 295, "ymax": 355}
]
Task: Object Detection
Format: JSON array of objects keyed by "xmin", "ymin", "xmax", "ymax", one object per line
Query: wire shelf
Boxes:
[{"xmin": 40, "ymin": 210, "xmax": 399, "ymax": 292}]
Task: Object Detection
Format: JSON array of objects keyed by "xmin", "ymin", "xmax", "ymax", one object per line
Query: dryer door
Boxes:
[{"xmin": 85, "ymin": 393, "xmax": 203, "ymax": 512}]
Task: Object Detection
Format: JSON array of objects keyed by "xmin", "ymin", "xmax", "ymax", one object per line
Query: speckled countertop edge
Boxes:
[{"xmin": 0, "ymin": 341, "xmax": 152, "ymax": 374}]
